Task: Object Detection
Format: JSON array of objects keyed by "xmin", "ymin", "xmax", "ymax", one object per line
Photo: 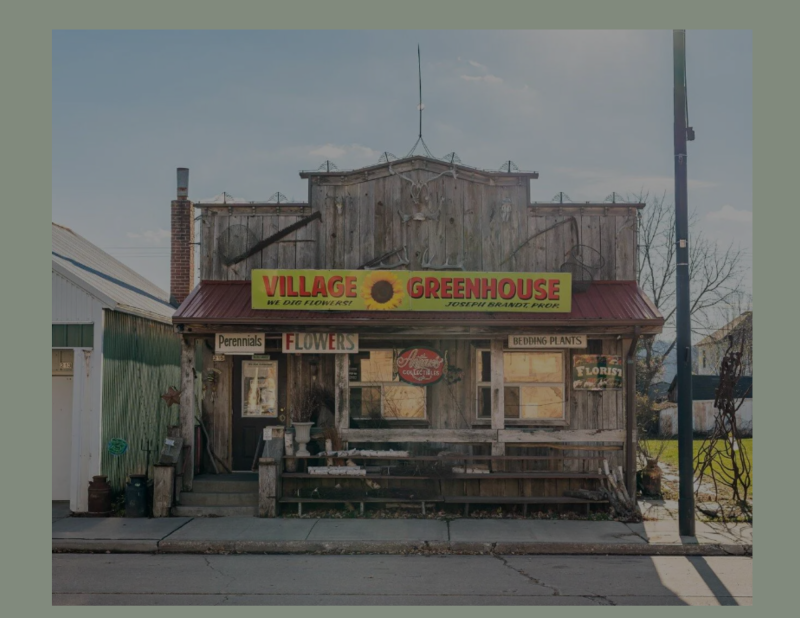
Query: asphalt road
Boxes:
[{"xmin": 52, "ymin": 553, "xmax": 752, "ymax": 606}]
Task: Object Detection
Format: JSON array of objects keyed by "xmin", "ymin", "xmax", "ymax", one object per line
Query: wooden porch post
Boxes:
[
  {"xmin": 180, "ymin": 335, "xmax": 196, "ymax": 491},
  {"xmin": 490, "ymin": 338, "xmax": 505, "ymax": 431},
  {"xmin": 490, "ymin": 338, "xmax": 505, "ymax": 470},
  {"xmin": 335, "ymin": 353, "xmax": 350, "ymax": 434},
  {"xmin": 624, "ymin": 328, "xmax": 641, "ymax": 501}
]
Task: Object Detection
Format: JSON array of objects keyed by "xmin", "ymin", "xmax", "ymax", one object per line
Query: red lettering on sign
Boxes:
[
  {"xmin": 453, "ymin": 277, "xmax": 465, "ymax": 299},
  {"xmin": 328, "ymin": 276, "xmax": 344, "ymax": 297},
  {"xmin": 465, "ymin": 278, "xmax": 480, "ymax": 299},
  {"xmin": 262, "ymin": 276, "xmax": 279, "ymax": 296},
  {"xmin": 548, "ymin": 279, "xmax": 560, "ymax": 300},
  {"xmin": 481, "ymin": 278, "xmax": 498, "ymax": 299},
  {"xmin": 279, "ymin": 276, "xmax": 286, "ymax": 296},
  {"xmin": 298, "ymin": 276, "xmax": 311, "ymax": 297},
  {"xmin": 533, "ymin": 278, "xmax": 548, "ymax": 300},
  {"xmin": 517, "ymin": 278, "xmax": 533, "ymax": 300},
  {"xmin": 345, "ymin": 276, "xmax": 357, "ymax": 297},
  {"xmin": 499, "ymin": 278, "xmax": 515, "ymax": 300},
  {"xmin": 311, "ymin": 276, "xmax": 327, "ymax": 296},
  {"xmin": 286, "ymin": 277, "xmax": 298, "ymax": 297},
  {"xmin": 441, "ymin": 277, "xmax": 453, "ymax": 299},
  {"xmin": 408, "ymin": 277, "xmax": 424, "ymax": 298},
  {"xmin": 425, "ymin": 277, "xmax": 441, "ymax": 299}
]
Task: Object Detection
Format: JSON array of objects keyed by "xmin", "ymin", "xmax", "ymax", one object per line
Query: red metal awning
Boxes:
[{"xmin": 174, "ymin": 280, "xmax": 663, "ymax": 333}]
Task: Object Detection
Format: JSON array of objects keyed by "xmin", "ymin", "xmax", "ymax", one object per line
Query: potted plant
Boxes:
[
  {"xmin": 637, "ymin": 430, "xmax": 670, "ymax": 498},
  {"xmin": 291, "ymin": 384, "xmax": 330, "ymax": 456}
]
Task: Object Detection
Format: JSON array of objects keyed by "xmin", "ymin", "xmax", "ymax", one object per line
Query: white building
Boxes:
[
  {"xmin": 696, "ymin": 312, "xmax": 752, "ymax": 376},
  {"xmin": 52, "ymin": 223, "xmax": 178, "ymax": 512}
]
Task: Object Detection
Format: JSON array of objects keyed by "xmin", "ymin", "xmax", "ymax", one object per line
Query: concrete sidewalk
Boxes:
[{"xmin": 52, "ymin": 516, "xmax": 752, "ymax": 556}]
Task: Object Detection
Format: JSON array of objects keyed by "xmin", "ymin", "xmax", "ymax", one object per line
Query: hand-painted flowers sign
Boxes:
[
  {"xmin": 572, "ymin": 355, "xmax": 623, "ymax": 390},
  {"xmin": 396, "ymin": 347, "xmax": 446, "ymax": 385}
]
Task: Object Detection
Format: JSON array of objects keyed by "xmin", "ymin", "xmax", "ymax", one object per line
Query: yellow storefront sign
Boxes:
[{"xmin": 251, "ymin": 270, "xmax": 571, "ymax": 313}]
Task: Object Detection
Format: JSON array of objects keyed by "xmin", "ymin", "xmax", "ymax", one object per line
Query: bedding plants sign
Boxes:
[{"xmin": 572, "ymin": 355, "xmax": 623, "ymax": 390}]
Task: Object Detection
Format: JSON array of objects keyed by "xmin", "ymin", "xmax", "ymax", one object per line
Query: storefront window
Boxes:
[
  {"xmin": 242, "ymin": 360, "xmax": 278, "ymax": 417},
  {"xmin": 349, "ymin": 350, "xmax": 426, "ymax": 419},
  {"xmin": 477, "ymin": 350, "xmax": 565, "ymax": 420}
]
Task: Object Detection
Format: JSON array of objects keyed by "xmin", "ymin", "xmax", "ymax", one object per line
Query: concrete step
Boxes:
[
  {"xmin": 171, "ymin": 505, "xmax": 258, "ymax": 517},
  {"xmin": 178, "ymin": 491, "xmax": 258, "ymax": 507},
  {"xmin": 192, "ymin": 474, "xmax": 258, "ymax": 494}
]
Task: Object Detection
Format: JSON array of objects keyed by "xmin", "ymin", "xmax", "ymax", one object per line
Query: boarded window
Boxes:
[
  {"xmin": 477, "ymin": 350, "xmax": 565, "ymax": 421},
  {"xmin": 383, "ymin": 385, "xmax": 426, "ymax": 419},
  {"xmin": 350, "ymin": 350, "xmax": 426, "ymax": 419},
  {"xmin": 504, "ymin": 352, "xmax": 563, "ymax": 383}
]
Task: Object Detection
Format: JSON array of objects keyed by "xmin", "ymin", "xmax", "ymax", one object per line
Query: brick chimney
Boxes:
[{"xmin": 170, "ymin": 167, "xmax": 194, "ymax": 306}]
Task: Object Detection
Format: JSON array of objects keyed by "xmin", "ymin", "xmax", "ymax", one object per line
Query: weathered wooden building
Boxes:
[{"xmin": 170, "ymin": 157, "xmax": 663, "ymax": 515}]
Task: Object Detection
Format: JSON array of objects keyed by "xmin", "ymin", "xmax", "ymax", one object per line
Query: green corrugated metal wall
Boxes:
[{"xmin": 101, "ymin": 312, "xmax": 182, "ymax": 492}]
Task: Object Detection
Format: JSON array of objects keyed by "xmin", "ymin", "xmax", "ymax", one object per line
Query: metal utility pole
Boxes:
[{"xmin": 673, "ymin": 29, "xmax": 695, "ymax": 537}]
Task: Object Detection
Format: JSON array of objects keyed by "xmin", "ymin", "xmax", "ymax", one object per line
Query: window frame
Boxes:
[
  {"xmin": 349, "ymin": 349, "xmax": 428, "ymax": 420},
  {"xmin": 475, "ymin": 348, "xmax": 568, "ymax": 426}
]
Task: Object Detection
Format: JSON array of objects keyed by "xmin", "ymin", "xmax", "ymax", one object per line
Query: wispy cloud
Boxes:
[
  {"xmin": 461, "ymin": 74, "xmax": 503, "ymax": 84},
  {"xmin": 707, "ymin": 204, "xmax": 753, "ymax": 224},
  {"xmin": 126, "ymin": 229, "xmax": 170, "ymax": 244},
  {"xmin": 460, "ymin": 58, "xmax": 504, "ymax": 85}
]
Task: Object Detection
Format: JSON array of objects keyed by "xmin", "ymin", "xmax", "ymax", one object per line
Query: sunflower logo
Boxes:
[{"xmin": 362, "ymin": 271, "xmax": 404, "ymax": 310}]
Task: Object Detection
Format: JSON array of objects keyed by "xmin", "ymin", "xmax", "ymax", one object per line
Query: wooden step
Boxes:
[
  {"xmin": 178, "ymin": 491, "xmax": 258, "ymax": 507},
  {"xmin": 191, "ymin": 473, "xmax": 258, "ymax": 493},
  {"xmin": 171, "ymin": 505, "xmax": 258, "ymax": 517}
]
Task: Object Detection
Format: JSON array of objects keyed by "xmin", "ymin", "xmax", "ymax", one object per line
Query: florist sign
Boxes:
[
  {"xmin": 251, "ymin": 270, "xmax": 571, "ymax": 312},
  {"xmin": 396, "ymin": 347, "xmax": 446, "ymax": 385},
  {"xmin": 572, "ymin": 355, "xmax": 623, "ymax": 390}
]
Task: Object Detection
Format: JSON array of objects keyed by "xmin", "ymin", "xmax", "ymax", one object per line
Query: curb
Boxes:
[
  {"xmin": 53, "ymin": 540, "xmax": 752, "ymax": 557},
  {"xmin": 52, "ymin": 539, "xmax": 160, "ymax": 553}
]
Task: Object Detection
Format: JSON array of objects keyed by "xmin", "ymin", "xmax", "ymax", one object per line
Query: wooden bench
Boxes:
[
  {"xmin": 279, "ymin": 496, "xmax": 443, "ymax": 516},
  {"xmin": 280, "ymin": 453, "xmax": 611, "ymax": 515},
  {"xmin": 442, "ymin": 496, "xmax": 609, "ymax": 516}
]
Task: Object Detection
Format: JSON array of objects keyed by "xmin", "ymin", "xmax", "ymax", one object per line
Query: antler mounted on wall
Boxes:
[
  {"xmin": 361, "ymin": 246, "xmax": 410, "ymax": 270},
  {"xmin": 421, "ymin": 247, "xmax": 465, "ymax": 271},
  {"xmin": 388, "ymin": 160, "xmax": 457, "ymax": 207}
]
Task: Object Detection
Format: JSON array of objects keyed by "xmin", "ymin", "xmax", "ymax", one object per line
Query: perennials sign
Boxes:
[{"xmin": 252, "ymin": 270, "xmax": 571, "ymax": 313}]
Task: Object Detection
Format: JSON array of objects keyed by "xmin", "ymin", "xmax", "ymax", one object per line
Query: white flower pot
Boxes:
[{"xmin": 293, "ymin": 422, "xmax": 314, "ymax": 457}]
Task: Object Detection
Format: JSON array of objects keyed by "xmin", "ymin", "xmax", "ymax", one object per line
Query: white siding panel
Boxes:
[{"xmin": 52, "ymin": 271, "xmax": 103, "ymax": 323}]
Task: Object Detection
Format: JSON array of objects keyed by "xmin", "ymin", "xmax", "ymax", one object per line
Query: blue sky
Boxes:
[{"xmin": 52, "ymin": 29, "xmax": 752, "ymax": 296}]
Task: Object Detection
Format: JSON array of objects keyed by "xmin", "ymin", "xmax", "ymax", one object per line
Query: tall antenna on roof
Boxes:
[
  {"xmin": 418, "ymin": 44, "xmax": 423, "ymax": 138},
  {"xmin": 407, "ymin": 44, "xmax": 434, "ymax": 158}
]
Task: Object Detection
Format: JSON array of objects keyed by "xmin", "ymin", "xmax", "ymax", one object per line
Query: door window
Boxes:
[{"xmin": 242, "ymin": 360, "xmax": 278, "ymax": 417}]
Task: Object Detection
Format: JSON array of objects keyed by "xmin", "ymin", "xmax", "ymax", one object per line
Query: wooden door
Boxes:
[{"xmin": 232, "ymin": 355, "xmax": 286, "ymax": 470}]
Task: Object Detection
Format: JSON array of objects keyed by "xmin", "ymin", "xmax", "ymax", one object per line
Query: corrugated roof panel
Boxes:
[{"xmin": 52, "ymin": 223, "xmax": 175, "ymax": 323}]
